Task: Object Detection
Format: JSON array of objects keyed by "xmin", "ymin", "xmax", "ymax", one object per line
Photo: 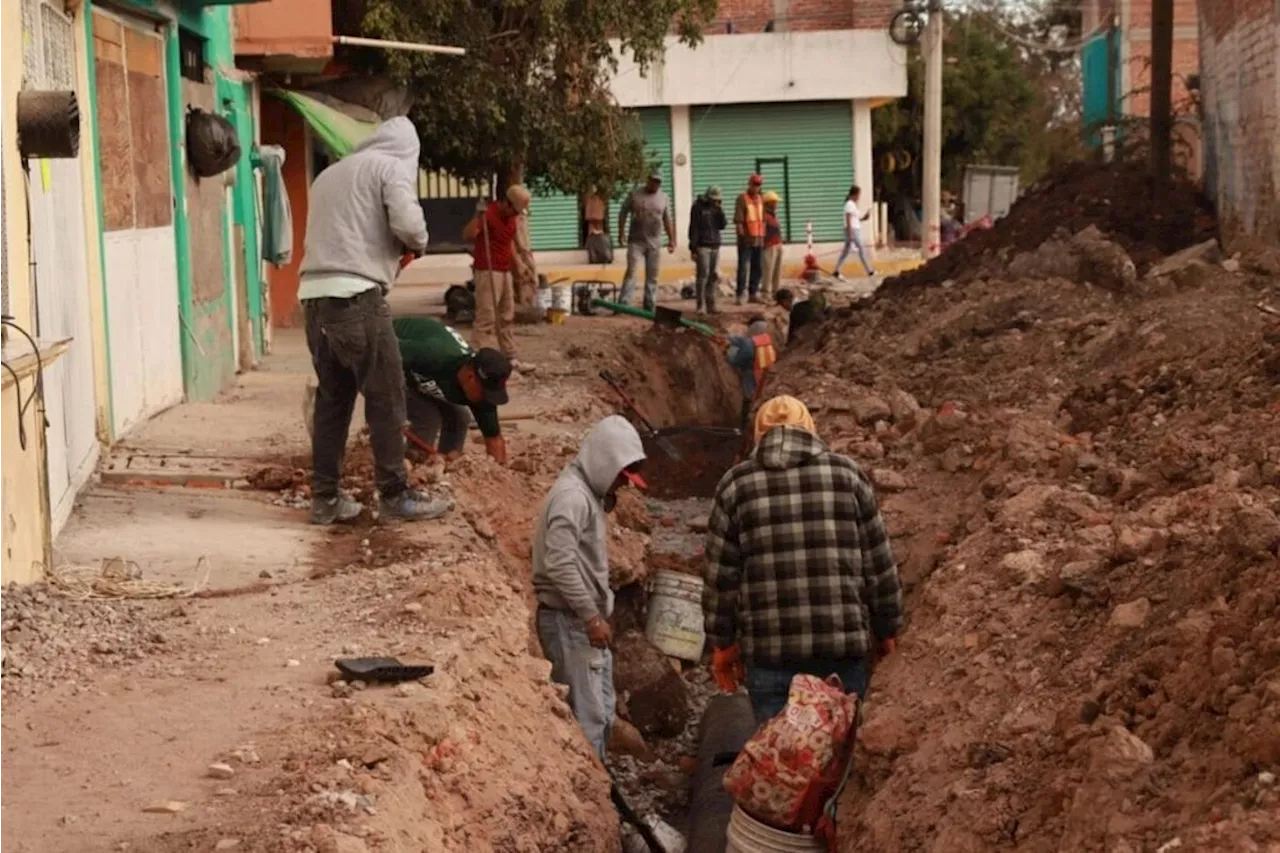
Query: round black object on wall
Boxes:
[
  {"xmin": 17, "ymin": 90, "xmax": 81, "ymax": 159},
  {"xmin": 186, "ymin": 107, "xmax": 242, "ymax": 178}
]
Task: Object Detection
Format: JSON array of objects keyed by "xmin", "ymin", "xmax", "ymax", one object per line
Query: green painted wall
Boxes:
[{"xmin": 691, "ymin": 102, "xmax": 853, "ymax": 243}]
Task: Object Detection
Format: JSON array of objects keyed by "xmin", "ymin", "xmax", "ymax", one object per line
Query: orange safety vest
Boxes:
[
  {"xmin": 751, "ymin": 332, "xmax": 777, "ymax": 391},
  {"xmin": 741, "ymin": 194, "xmax": 765, "ymax": 240}
]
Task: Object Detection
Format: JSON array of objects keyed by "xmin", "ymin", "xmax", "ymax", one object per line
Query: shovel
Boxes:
[
  {"xmin": 598, "ymin": 369, "xmax": 682, "ymax": 461},
  {"xmin": 652, "ymin": 305, "xmax": 684, "ymax": 330}
]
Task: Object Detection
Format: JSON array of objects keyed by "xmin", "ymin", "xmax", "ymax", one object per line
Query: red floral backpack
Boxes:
[{"xmin": 723, "ymin": 674, "xmax": 859, "ymax": 835}]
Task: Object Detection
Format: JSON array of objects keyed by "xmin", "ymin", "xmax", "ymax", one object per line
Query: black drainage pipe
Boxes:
[{"xmin": 687, "ymin": 693, "xmax": 756, "ymax": 853}]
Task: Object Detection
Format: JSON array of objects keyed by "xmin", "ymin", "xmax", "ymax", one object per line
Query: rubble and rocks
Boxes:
[
  {"xmin": 1, "ymin": 582, "xmax": 181, "ymax": 697},
  {"xmin": 766, "ymin": 166, "xmax": 1278, "ymax": 848}
]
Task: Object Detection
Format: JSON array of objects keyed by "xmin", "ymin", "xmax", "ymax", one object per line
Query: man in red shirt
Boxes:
[{"xmin": 465, "ymin": 185, "xmax": 532, "ymax": 365}]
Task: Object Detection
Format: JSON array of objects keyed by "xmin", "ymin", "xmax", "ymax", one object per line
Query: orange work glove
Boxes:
[
  {"xmin": 484, "ymin": 435, "xmax": 507, "ymax": 464},
  {"xmin": 711, "ymin": 644, "xmax": 745, "ymax": 693},
  {"xmin": 398, "ymin": 251, "xmax": 416, "ymax": 271}
]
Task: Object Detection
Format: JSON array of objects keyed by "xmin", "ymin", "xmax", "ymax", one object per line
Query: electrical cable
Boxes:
[{"xmin": 1, "ymin": 315, "xmax": 47, "ymax": 452}]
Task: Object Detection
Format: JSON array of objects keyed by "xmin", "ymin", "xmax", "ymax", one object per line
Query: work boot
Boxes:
[
  {"xmin": 310, "ymin": 494, "xmax": 364, "ymax": 525},
  {"xmin": 734, "ymin": 296, "xmax": 744, "ymax": 306},
  {"xmin": 379, "ymin": 488, "xmax": 452, "ymax": 522},
  {"xmin": 748, "ymin": 295, "xmax": 764, "ymax": 304}
]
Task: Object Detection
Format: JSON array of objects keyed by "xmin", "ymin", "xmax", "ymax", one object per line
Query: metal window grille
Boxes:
[
  {"xmin": 40, "ymin": 3, "xmax": 76, "ymax": 90},
  {"xmin": 179, "ymin": 29, "xmax": 206, "ymax": 82},
  {"xmin": 21, "ymin": 0, "xmax": 43, "ymax": 86}
]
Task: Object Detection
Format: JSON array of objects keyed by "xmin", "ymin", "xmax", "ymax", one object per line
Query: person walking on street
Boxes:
[
  {"xmin": 734, "ymin": 174, "xmax": 767, "ymax": 304},
  {"xmin": 760, "ymin": 191, "xmax": 784, "ymax": 300},
  {"xmin": 617, "ymin": 173, "xmax": 676, "ymax": 311},
  {"xmin": 532, "ymin": 416, "xmax": 649, "ymax": 759},
  {"xmin": 465, "ymin": 185, "xmax": 534, "ymax": 370},
  {"xmin": 702, "ymin": 395, "xmax": 903, "ymax": 725},
  {"xmin": 835, "ymin": 184, "xmax": 875, "ymax": 280},
  {"xmin": 298, "ymin": 117, "xmax": 450, "ymax": 526},
  {"xmin": 688, "ymin": 186, "xmax": 727, "ymax": 313},
  {"xmin": 394, "ymin": 316, "xmax": 512, "ymax": 464}
]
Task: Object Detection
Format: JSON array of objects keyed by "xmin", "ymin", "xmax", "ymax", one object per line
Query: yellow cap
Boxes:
[
  {"xmin": 762, "ymin": 190, "xmax": 781, "ymax": 205},
  {"xmin": 753, "ymin": 395, "xmax": 816, "ymax": 445}
]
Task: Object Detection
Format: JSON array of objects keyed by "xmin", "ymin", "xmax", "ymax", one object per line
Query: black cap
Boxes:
[{"xmin": 473, "ymin": 348, "xmax": 511, "ymax": 406}]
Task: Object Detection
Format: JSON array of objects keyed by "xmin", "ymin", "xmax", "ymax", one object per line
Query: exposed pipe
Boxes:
[
  {"xmin": 332, "ymin": 35, "xmax": 466, "ymax": 56},
  {"xmin": 688, "ymin": 693, "xmax": 756, "ymax": 853}
]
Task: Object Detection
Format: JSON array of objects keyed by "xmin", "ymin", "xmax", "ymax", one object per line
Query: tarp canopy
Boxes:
[{"xmin": 269, "ymin": 90, "xmax": 376, "ymax": 159}]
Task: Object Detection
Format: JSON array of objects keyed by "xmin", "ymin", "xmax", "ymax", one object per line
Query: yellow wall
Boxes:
[{"xmin": 2, "ymin": 0, "xmax": 54, "ymax": 584}]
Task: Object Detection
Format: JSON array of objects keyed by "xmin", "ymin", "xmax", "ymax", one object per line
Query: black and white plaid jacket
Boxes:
[{"xmin": 702, "ymin": 426, "xmax": 903, "ymax": 666}]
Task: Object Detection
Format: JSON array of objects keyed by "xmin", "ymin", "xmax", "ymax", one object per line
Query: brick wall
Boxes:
[
  {"xmin": 713, "ymin": 0, "xmax": 895, "ymax": 32},
  {"xmin": 1199, "ymin": 0, "xmax": 1280, "ymax": 241}
]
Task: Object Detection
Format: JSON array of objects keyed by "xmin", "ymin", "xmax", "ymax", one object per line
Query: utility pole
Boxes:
[
  {"xmin": 1150, "ymin": 0, "xmax": 1173, "ymax": 191},
  {"xmin": 921, "ymin": 0, "xmax": 944, "ymax": 260}
]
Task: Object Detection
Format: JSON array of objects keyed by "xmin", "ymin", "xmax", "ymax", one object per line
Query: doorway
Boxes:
[{"xmin": 755, "ymin": 157, "xmax": 792, "ymax": 242}]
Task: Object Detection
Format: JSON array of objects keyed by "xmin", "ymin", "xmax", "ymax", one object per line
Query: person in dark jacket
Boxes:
[
  {"xmin": 703, "ymin": 395, "xmax": 903, "ymax": 725},
  {"xmin": 688, "ymin": 186, "xmax": 727, "ymax": 313}
]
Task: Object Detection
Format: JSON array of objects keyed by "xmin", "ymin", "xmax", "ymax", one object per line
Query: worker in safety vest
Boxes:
[
  {"xmin": 733, "ymin": 174, "xmax": 767, "ymax": 305},
  {"xmin": 724, "ymin": 316, "xmax": 779, "ymax": 433}
]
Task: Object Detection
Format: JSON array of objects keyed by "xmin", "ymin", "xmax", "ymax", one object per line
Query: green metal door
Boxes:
[
  {"xmin": 691, "ymin": 103, "xmax": 853, "ymax": 242},
  {"xmin": 635, "ymin": 107, "xmax": 675, "ymax": 210}
]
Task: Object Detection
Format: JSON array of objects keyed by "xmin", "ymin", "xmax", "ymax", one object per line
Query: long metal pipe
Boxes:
[
  {"xmin": 688, "ymin": 693, "xmax": 756, "ymax": 853},
  {"xmin": 332, "ymin": 35, "xmax": 466, "ymax": 56}
]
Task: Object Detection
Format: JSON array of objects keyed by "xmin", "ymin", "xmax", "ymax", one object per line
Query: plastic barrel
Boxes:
[
  {"xmin": 725, "ymin": 807, "xmax": 823, "ymax": 853},
  {"xmin": 645, "ymin": 570, "xmax": 706, "ymax": 661},
  {"xmin": 551, "ymin": 285, "xmax": 572, "ymax": 312}
]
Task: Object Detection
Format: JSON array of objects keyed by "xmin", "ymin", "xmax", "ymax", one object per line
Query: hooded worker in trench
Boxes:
[
  {"xmin": 702, "ymin": 396, "xmax": 903, "ymax": 725},
  {"xmin": 531, "ymin": 416, "xmax": 648, "ymax": 759},
  {"xmin": 723, "ymin": 316, "xmax": 779, "ymax": 433}
]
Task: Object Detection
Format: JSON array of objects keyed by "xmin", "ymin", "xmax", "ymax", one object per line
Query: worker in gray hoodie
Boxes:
[
  {"xmin": 532, "ymin": 415, "xmax": 648, "ymax": 759},
  {"xmin": 298, "ymin": 116, "xmax": 450, "ymax": 525}
]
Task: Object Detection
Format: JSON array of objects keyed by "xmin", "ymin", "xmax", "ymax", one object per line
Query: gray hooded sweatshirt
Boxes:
[
  {"xmin": 299, "ymin": 117, "xmax": 428, "ymax": 290},
  {"xmin": 532, "ymin": 416, "xmax": 647, "ymax": 622}
]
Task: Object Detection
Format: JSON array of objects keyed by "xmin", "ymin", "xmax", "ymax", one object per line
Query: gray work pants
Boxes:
[
  {"xmin": 537, "ymin": 606, "xmax": 615, "ymax": 760},
  {"xmin": 618, "ymin": 243, "xmax": 660, "ymax": 311}
]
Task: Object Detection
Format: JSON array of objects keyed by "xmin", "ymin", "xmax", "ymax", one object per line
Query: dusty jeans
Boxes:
[
  {"xmin": 472, "ymin": 269, "xmax": 517, "ymax": 358},
  {"xmin": 694, "ymin": 247, "xmax": 720, "ymax": 310},
  {"xmin": 745, "ymin": 657, "xmax": 870, "ymax": 727},
  {"xmin": 761, "ymin": 244, "xmax": 784, "ymax": 298},
  {"xmin": 304, "ymin": 288, "xmax": 407, "ymax": 500},
  {"xmin": 405, "ymin": 388, "xmax": 472, "ymax": 455},
  {"xmin": 537, "ymin": 606, "xmax": 615, "ymax": 760},
  {"xmin": 619, "ymin": 243, "xmax": 661, "ymax": 310}
]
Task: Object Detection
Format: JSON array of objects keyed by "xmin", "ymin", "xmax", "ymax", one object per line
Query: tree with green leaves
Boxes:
[
  {"xmin": 874, "ymin": 3, "xmax": 1087, "ymax": 209},
  {"xmin": 360, "ymin": 0, "xmax": 717, "ymax": 196}
]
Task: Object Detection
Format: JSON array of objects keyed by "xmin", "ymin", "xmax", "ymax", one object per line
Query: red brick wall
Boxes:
[
  {"xmin": 713, "ymin": 0, "xmax": 895, "ymax": 32},
  {"xmin": 1123, "ymin": 37, "xmax": 1200, "ymax": 117},
  {"xmin": 1198, "ymin": 0, "xmax": 1280, "ymax": 241}
]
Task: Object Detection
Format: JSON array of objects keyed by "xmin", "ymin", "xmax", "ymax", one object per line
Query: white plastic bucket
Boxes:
[
  {"xmin": 645, "ymin": 570, "xmax": 706, "ymax": 662},
  {"xmin": 725, "ymin": 806, "xmax": 824, "ymax": 853},
  {"xmin": 550, "ymin": 284, "xmax": 572, "ymax": 312},
  {"xmin": 536, "ymin": 288, "xmax": 553, "ymax": 313}
]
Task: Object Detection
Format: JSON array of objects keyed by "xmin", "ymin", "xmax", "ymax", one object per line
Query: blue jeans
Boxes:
[
  {"xmin": 736, "ymin": 244, "xmax": 763, "ymax": 298},
  {"xmin": 619, "ymin": 243, "xmax": 661, "ymax": 310},
  {"xmin": 836, "ymin": 230, "xmax": 874, "ymax": 277},
  {"xmin": 745, "ymin": 658, "xmax": 869, "ymax": 726},
  {"xmin": 537, "ymin": 607, "xmax": 616, "ymax": 759}
]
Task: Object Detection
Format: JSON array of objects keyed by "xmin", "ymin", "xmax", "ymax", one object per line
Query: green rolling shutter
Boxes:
[
  {"xmin": 635, "ymin": 107, "xmax": 675, "ymax": 210},
  {"xmin": 528, "ymin": 107, "xmax": 674, "ymax": 251},
  {"xmin": 690, "ymin": 102, "xmax": 853, "ymax": 242},
  {"xmin": 527, "ymin": 192, "xmax": 580, "ymax": 251}
]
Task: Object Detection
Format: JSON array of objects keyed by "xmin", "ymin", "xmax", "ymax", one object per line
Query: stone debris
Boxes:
[
  {"xmin": 141, "ymin": 801, "xmax": 187, "ymax": 814},
  {"xmin": 206, "ymin": 762, "xmax": 236, "ymax": 780}
]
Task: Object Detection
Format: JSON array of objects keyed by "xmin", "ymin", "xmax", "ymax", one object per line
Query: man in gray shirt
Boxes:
[{"xmin": 617, "ymin": 173, "xmax": 676, "ymax": 311}]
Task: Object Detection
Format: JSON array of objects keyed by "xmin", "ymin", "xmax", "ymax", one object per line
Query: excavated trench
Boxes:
[{"xmin": 599, "ymin": 328, "xmax": 751, "ymax": 851}]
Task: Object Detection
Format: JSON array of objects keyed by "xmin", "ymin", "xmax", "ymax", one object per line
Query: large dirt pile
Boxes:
[
  {"xmin": 885, "ymin": 161, "xmax": 1216, "ymax": 293},
  {"xmin": 768, "ymin": 213, "xmax": 1280, "ymax": 848}
]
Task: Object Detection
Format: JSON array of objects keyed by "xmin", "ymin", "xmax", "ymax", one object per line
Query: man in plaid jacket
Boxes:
[{"xmin": 702, "ymin": 395, "xmax": 903, "ymax": 724}]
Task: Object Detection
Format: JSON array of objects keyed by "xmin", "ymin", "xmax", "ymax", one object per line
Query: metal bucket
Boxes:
[
  {"xmin": 645, "ymin": 570, "xmax": 706, "ymax": 661},
  {"xmin": 725, "ymin": 807, "xmax": 823, "ymax": 853}
]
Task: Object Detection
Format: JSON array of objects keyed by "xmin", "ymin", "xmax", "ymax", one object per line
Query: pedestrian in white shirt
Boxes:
[{"xmin": 835, "ymin": 185, "xmax": 875, "ymax": 280}]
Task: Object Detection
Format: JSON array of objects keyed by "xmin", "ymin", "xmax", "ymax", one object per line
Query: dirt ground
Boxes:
[{"xmin": 5, "ymin": 164, "xmax": 1279, "ymax": 853}]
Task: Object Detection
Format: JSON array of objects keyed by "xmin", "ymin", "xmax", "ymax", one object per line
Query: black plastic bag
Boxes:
[
  {"xmin": 186, "ymin": 107, "xmax": 241, "ymax": 178},
  {"xmin": 586, "ymin": 231, "xmax": 614, "ymax": 264}
]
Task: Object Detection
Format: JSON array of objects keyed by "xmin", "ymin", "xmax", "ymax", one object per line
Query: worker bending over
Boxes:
[
  {"xmin": 393, "ymin": 316, "xmax": 511, "ymax": 464},
  {"xmin": 702, "ymin": 396, "xmax": 903, "ymax": 725},
  {"xmin": 724, "ymin": 316, "xmax": 778, "ymax": 432},
  {"xmin": 532, "ymin": 416, "xmax": 648, "ymax": 759}
]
